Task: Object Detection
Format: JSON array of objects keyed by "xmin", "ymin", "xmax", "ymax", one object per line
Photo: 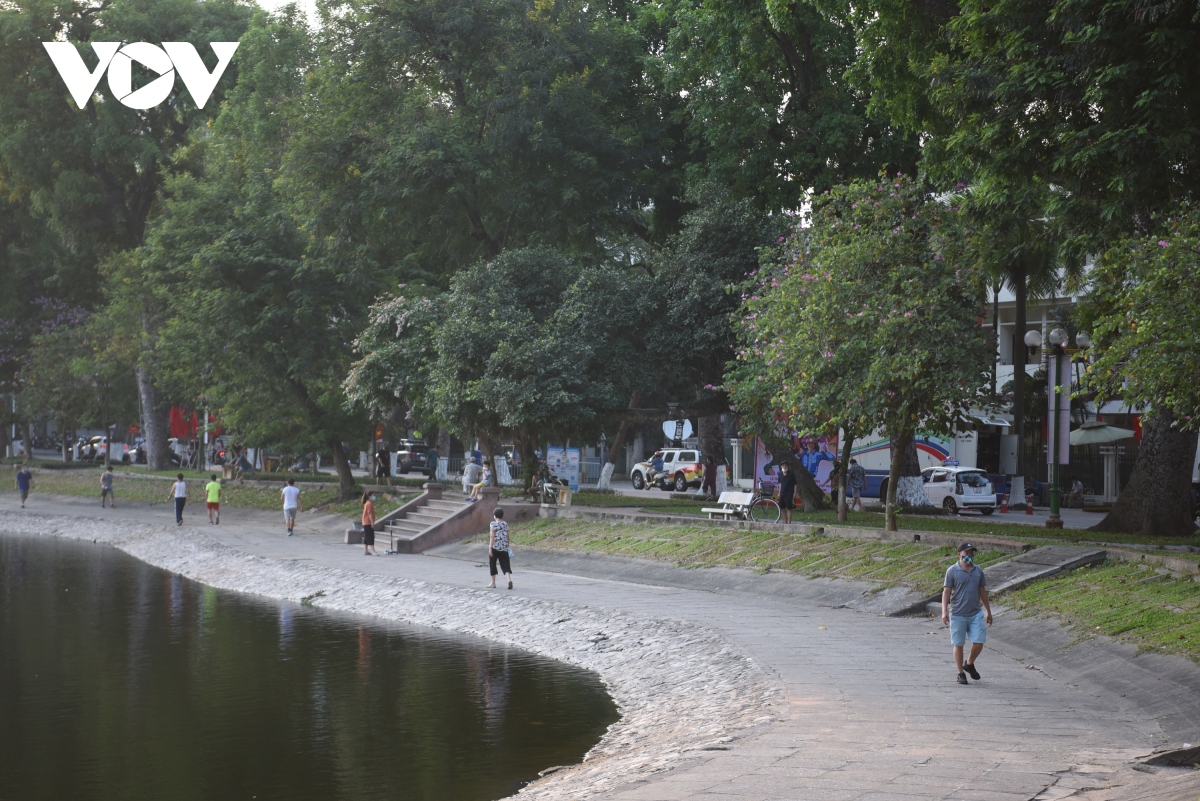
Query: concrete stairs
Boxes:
[
  {"xmin": 381, "ymin": 498, "xmax": 470, "ymax": 551},
  {"xmin": 345, "ymin": 484, "xmax": 501, "ymax": 554}
]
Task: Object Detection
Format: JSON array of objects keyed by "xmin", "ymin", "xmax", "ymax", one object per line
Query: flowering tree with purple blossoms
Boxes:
[{"xmin": 727, "ymin": 174, "xmax": 994, "ymax": 531}]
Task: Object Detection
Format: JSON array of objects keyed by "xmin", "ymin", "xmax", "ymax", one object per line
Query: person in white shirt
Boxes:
[
  {"xmin": 281, "ymin": 478, "xmax": 302, "ymax": 536},
  {"xmin": 168, "ymin": 473, "xmax": 188, "ymax": 526},
  {"xmin": 462, "ymin": 459, "xmax": 482, "ymax": 495}
]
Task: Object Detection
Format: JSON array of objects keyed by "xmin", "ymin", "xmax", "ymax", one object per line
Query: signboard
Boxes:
[
  {"xmin": 545, "ymin": 446, "xmax": 582, "ymax": 491},
  {"xmin": 1046, "ymin": 355, "xmax": 1071, "ymax": 466},
  {"xmin": 752, "ymin": 433, "xmax": 839, "ymax": 495}
]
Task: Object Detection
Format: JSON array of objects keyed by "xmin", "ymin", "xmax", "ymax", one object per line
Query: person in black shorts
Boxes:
[
  {"xmin": 777, "ymin": 461, "xmax": 798, "ymax": 524},
  {"xmin": 486, "ymin": 508, "xmax": 513, "ymax": 589},
  {"xmin": 374, "ymin": 443, "xmax": 392, "ymax": 487}
]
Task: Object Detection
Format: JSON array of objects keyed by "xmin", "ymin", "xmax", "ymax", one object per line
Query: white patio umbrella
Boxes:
[
  {"xmin": 1069, "ymin": 420, "xmax": 1135, "ymax": 446},
  {"xmin": 1069, "ymin": 421, "xmax": 1135, "ymax": 503}
]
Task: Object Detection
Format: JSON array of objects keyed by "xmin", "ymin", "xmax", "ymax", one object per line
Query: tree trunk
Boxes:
[
  {"xmin": 761, "ymin": 435, "xmax": 825, "ymax": 511},
  {"xmin": 837, "ymin": 429, "xmax": 855, "ymax": 522},
  {"xmin": 896, "ymin": 436, "xmax": 934, "ymax": 510},
  {"xmin": 598, "ymin": 392, "xmax": 640, "ymax": 489},
  {"xmin": 137, "ymin": 364, "xmax": 171, "ymax": 470},
  {"xmin": 22, "ymin": 421, "xmax": 33, "ymax": 459},
  {"xmin": 1012, "ymin": 262, "xmax": 1028, "ymax": 498},
  {"xmin": 1089, "ymin": 410, "xmax": 1198, "ymax": 539},
  {"xmin": 885, "ymin": 430, "xmax": 907, "ymax": 531},
  {"xmin": 328, "ymin": 436, "xmax": 356, "ymax": 500},
  {"xmin": 61, "ymin": 419, "xmax": 71, "ymax": 462}
]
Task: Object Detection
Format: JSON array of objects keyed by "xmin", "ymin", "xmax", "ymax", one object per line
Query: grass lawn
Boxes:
[
  {"xmin": 1007, "ymin": 560, "xmax": 1200, "ymax": 661},
  {"xmin": 496, "ymin": 517, "xmax": 1009, "ymax": 598},
  {"xmin": 568, "ymin": 493, "xmax": 1200, "ymax": 548},
  {"xmin": 5, "ymin": 468, "xmax": 414, "ymax": 518}
]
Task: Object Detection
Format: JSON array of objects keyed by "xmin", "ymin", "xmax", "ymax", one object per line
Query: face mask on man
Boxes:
[{"xmin": 962, "ymin": 554, "xmax": 974, "ymax": 565}]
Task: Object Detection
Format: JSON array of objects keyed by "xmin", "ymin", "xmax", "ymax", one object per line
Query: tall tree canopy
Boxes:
[
  {"xmin": 0, "ymin": 0, "xmax": 253, "ymax": 467},
  {"xmin": 281, "ymin": 0, "xmax": 658, "ymax": 282},
  {"xmin": 728, "ymin": 175, "xmax": 994, "ymax": 530},
  {"xmin": 647, "ymin": 0, "xmax": 920, "ymax": 212}
]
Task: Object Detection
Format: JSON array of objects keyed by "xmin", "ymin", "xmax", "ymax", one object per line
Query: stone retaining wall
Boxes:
[{"xmin": 0, "ymin": 513, "xmax": 778, "ymax": 799}]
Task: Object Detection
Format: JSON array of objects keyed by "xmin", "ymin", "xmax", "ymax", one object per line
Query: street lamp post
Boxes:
[
  {"xmin": 1045, "ymin": 329, "xmax": 1066, "ymax": 529},
  {"xmin": 1022, "ymin": 328, "xmax": 1082, "ymax": 529}
]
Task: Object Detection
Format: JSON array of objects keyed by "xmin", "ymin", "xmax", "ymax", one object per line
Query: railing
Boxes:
[{"xmin": 578, "ymin": 458, "xmax": 603, "ymax": 486}]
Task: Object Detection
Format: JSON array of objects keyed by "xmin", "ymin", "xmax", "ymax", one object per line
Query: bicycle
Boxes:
[{"xmin": 745, "ymin": 490, "xmax": 781, "ymax": 523}]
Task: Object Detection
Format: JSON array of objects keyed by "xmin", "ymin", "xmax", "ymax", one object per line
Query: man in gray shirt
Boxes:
[{"xmin": 941, "ymin": 542, "xmax": 993, "ymax": 685}]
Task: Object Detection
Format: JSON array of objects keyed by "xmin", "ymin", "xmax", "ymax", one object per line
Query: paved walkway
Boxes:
[{"xmin": 3, "ymin": 492, "xmax": 1199, "ymax": 801}]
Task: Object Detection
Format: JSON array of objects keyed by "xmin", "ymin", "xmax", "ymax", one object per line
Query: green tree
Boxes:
[
  {"xmin": 135, "ymin": 9, "xmax": 365, "ymax": 498},
  {"xmin": 849, "ymin": 0, "xmax": 1200, "ymax": 527},
  {"xmin": 280, "ymin": 0, "xmax": 657, "ymax": 282},
  {"xmin": 727, "ymin": 174, "xmax": 994, "ymax": 530},
  {"xmin": 650, "ymin": 185, "xmax": 786, "ymax": 496},
  {"xmin": 0, "ymin": 0, "xmax": 253, "ymax": 469},
  {"xmin": 429, "ymin": 247, "xmax": 651, "ymax": 468},
  {"xmin": 646, "ymin": 0, "xmax": 920, "ymax": 213},
  {"xmin": 1076, "ymin": 208, "xmax": 1200, "ymax": 538}
]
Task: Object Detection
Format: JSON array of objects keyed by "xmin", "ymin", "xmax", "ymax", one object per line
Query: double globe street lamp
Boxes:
[{"xmin": 1023, "ymin": 328, "xmax": 1091, "ymax": 528}]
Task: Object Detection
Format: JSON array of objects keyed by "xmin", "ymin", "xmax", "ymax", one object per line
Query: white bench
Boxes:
[{"xmin": 701, "ymin": 490, "xmax": 755, "ymax": 520}]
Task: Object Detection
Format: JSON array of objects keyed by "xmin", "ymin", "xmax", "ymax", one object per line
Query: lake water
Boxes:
[{"xmin": 0, "ymin": 532, "xmax": 617, "ymax": 801}]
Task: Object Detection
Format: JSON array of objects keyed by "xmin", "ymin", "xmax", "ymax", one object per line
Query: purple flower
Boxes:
[{"xmin": 1158, "ymin": 240, "xmax": 1170, "ymax": 247}]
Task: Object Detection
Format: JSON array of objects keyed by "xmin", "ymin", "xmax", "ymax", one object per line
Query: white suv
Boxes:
[
  {"xmin": 630, "ymin": 449, "xmax": 703, "ymax": 491},
  {"xmin": 921, "ymin": 464, "xmax": 997, "ymax": 515}
]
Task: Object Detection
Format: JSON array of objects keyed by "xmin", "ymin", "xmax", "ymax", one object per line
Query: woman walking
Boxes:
[
  {"xmin": 361, "ymin": 491, "xmax": 379, "ymax": 556},
  {"xmin": 485, "ymin": 507, "xmax": 513, "ymax": 589}
]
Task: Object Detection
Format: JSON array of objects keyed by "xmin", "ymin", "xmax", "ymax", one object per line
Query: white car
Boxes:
[
  {"xmin": 630, "ymin": 449, "xmax": 703, "ymax": 492},
  {"xmin": 922, "ymin": 465, "xmax": 997, "ymax": 515}
]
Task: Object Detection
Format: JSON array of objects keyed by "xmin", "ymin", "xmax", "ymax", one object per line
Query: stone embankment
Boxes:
[{"xmin": 0, "ymin": 513, "xmax": 778, "ymax": 799}]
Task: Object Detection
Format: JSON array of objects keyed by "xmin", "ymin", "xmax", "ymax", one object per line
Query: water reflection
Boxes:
[{"xmin": 0, "ymin": 532, "xmax": 617, "ymax": 801}]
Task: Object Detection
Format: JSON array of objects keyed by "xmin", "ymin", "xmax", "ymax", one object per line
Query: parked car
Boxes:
[
  {"xmin": 630, "ymin": 448, "xmax": 704, "ymax": 492},
  {"xmin": 396, "ymin": 440, "xmax": 430, "ymax": 475},
  {"xmin": 80, "ymin": 436, "xmax": 132, "ymax": 463},
  {"xmin": 922, "ymin": 464, "xmax": 997, "ymax": 515}
]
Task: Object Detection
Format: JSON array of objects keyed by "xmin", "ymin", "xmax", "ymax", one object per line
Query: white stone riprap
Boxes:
[{"xmin": 0, "ymin": 514, "xmax": 779, "ymax": 799}]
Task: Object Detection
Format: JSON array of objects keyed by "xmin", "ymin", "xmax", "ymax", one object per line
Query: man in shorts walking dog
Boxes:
[{"xmin": 942, "ymin": 542, "xmax": 993, "ymax": 684}]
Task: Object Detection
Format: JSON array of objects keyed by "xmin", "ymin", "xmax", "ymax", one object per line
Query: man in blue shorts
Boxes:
[{"xmin": 941, "ymin": 542, "xmax": 993, "ymax": 685}]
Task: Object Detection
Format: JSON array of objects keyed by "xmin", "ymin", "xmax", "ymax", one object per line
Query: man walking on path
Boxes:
[
  {"xmin": 101, "ymin": 466, "xmax": 116, "ymax": 508},
  {"xmin": 15, "ymin": 464, "xmax": 33, "ymax": 508},
  {"xmin": 169, "ymin": 474, "xmax": 188, "ymax": 526},
  {"xmin": 847, "ymin": 459, "xmax": 867, "ymax": 512},
  {"xmin": 426, "ymin": 447, "xmax": 439, "ymax": 482},
  {"xmin": 282, "ymin": 478, "xmax": 302, "ymax": 536},
  {"xmin": 205, "ymin": 474, "xmax": 222, "ymax": 525},
  {"xmin": 942, "ymin": 542, "xmax": 993, "ymax": 685},
  {"xmin": 374, "ymin": 443, "xmax": 393, "ymax": 488}
]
